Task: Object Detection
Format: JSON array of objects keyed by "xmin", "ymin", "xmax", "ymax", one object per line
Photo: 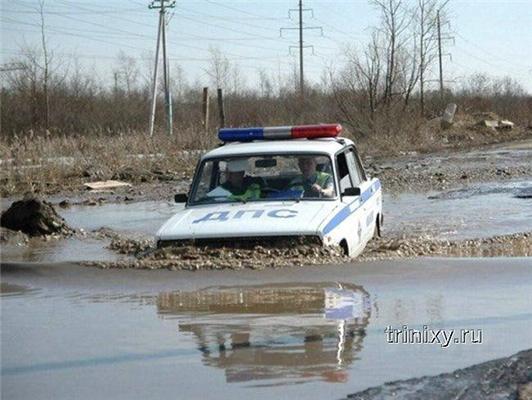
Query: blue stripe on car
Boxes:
[{"xmin": 323, "ymin": 180, "xmax": 381, "ymax": 235}]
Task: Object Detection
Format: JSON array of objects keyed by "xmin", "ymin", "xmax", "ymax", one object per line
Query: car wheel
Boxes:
[
  {"xmin": 375, "ymin": 214, "xmax": 382, "ymax": 238},
  {"xmin": 339, "ymin": 239, "xmax": 349, "ymax": 256}
]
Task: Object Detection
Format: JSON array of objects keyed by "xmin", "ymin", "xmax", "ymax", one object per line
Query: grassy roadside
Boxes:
[{"xmin": 1, "ymin": 113, "xmax": 530, "ymax": 198}]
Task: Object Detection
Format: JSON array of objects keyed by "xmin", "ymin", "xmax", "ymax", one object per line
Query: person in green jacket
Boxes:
[
  {"xmin": 290, "ymin": 156, "xmax": 334, "ymax": 198},
  {"xmin": 221, "ymin": 159, "xmax": 261, "ymax": 201}
]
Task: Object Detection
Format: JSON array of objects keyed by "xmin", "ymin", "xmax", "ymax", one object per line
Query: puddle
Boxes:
[
  {"xmin": 62, "ymin": 201, "xmax": 183, "ymax": 236},
  {"xmin": 0, "ymin": 282, "xmax": 40, "ymax": 297},
  {"xmin": 427, "ymin": 180, "xmax": 532, "ymax": 200},
  {"xmin": 0, "ymin": 237, "xmax": 120, "ymax": 263},
  {"xmin": 2, "ymin": 260, "xmax": 532, "ymax": 399},
  {"xmin": 1, "ymin": 180, "xmax": 530, "ymax": 263},
  {"xmin": 384, "ymin": 180, "xmax": 532, "ymax": 240},
  {"xmin": 158, "ymin": 283, "xmax": 370, "ymax": 384}
]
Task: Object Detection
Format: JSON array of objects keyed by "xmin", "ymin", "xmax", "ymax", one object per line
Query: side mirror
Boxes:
[
  {"xmin": 174, "ymin": 193, "xmax": 188, "ymax": 203},
  {"xmin": 342, "ymin": 187, "xmax": 361, "ymax": 197}
]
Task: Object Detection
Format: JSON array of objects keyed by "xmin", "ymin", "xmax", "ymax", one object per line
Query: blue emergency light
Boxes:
[{"xmin": 218, "ymin": 124, "xmax": 342, "ymax": 142}]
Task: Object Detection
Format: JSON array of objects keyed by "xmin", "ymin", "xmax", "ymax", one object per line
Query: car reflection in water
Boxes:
[{"xmin": 157, "ymin": 282, "xmax": 371, "ymax": 385}]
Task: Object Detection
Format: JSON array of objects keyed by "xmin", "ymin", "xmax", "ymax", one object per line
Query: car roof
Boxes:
[{"xmin": 203, "ymin": 137, "xmax": 354, "ymax": 159}]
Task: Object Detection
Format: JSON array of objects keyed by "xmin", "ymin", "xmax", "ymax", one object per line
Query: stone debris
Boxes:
[
  {"xmin": 0, "ymin": 196, "xmax": 72, "ymax": 236},
  {"xmin": 475, "ymin": 118, "xmax": 515, "ymax": 131},
  {"xmin": 477, "ymin": 119, "xmax": 500, "ymax": 130},
  {"xmin": 498, "ymin": 120, "xmax": 515, "ymax": 130},
  {"xmin": 83, "ymin": 180, "xmax": 131, "ymax": 191},
  {"xmin": 343, "ymin": 348, "xmax": 532, "ymax": 400},
  {"xmin": 441, "ymin": 103, "xmax": 457, "ymax": 129}
]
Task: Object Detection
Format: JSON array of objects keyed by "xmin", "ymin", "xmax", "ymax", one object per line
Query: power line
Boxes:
[
  {"xmin": 454, "ymin": 31, "xmax": 529, "ymax": 70},
  {"xmin": 203, "ymin": 0, "xmax": 288, "ymax": 21},
  {"xmin": 281, "ymin": 1, "xmax": 323, "ymax": 97}
]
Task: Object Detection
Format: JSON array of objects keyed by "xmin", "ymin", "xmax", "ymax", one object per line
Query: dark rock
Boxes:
[{"xmin": 0, "ymin": 196, "xmax": 71, "ymax": 236}]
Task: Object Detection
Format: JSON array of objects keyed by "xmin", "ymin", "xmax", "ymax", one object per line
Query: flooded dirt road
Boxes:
[
  {"xmin": 2, "ymin": 178, "xmax": 531, "ymax": 264},
  {"xmin": 1, "ymin": 139, "xmax": 530, "ymax": 398},
  {"xmin": 2, "ymin": 258, "xmax": 531, "ymax": 399}
]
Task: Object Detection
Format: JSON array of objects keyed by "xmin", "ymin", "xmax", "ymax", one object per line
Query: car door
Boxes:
[
  {"xmin": 344, "ymin": 147, "xmax": 375, "ymax": 241},
  {"xmin": 335, "ymin": 149, "xmax": 367, "ymax": 255}
]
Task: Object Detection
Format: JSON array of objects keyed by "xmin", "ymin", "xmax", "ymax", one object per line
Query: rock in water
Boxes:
[{"xmin": 0, "ymin": 196, "xmax": 71, "ymax": 236}]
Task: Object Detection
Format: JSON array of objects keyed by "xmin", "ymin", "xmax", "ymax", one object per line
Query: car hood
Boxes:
[{"xmin": 156, "ymin": 201, "xmax": 341, "ymax": 241}]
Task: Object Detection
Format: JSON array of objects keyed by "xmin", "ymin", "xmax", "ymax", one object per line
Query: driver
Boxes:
[
  {"xmin": 289, "ymin": 156, "xmax": 334, "ymax": 198},
  {"xmin": 221, "ymin": 159, "xmax": 262, "ymax": 201}
]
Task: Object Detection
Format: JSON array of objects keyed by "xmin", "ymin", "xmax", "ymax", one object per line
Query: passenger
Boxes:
[
  {"xmin": 290, "ymin": 156, "xmax": 334, "ymax": 198},
  {"xmin": 221, "ymin": 159, "xmax": 261, "ymax": 201}
]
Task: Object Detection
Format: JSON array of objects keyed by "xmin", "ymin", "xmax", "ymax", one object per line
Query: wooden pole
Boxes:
[
  {"xmin": 217, "ymin": 88, "xmax": 225, "ymax": 128},
  {"xmin": 202, "ymin": 87, "xmax": 209, "ymax": 134}
]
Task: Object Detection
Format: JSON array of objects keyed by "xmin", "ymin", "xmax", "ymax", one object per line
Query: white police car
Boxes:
[{"xmin": 156, "ymin": 124, "xmax": 382, "ymax": 257}]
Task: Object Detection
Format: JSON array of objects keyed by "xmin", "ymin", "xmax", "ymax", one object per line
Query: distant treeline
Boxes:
[{"xmin": 1, "ymin": 0, "xmax": 530, "ymax": 140}]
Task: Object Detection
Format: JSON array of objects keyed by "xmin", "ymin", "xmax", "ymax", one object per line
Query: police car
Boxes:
[{"xmin": 156, "ymin": 124, "xmax": 382, "ymax": 257}]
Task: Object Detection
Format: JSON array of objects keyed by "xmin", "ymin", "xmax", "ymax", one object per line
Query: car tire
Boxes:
[{"xmin": 375, "ymin": 214, "xmax": 382, "ymax": 239}]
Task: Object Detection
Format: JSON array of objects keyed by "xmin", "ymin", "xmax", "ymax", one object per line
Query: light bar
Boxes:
[{"xmin": 218, "ymin": 124, "xmax": 342, "ymax": 142}]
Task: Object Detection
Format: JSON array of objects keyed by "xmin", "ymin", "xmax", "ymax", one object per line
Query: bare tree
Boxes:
[
  {"xmin": 371, "ymin": 0, "xmax": 410, "ymax": 105},
  {"xmin": 416, "ymin": 0, "xmax": 441, "ymax": 115},
  {"xmin": 258, "ymin": 68, "xmax": 273, "ymax": 98},
  {"xmin": 206, "ymin": 46, "xmax": 230, "ymax": 90},
  {"xmin": 115, "ymin": 51, "xmax": 139, "ymax": 95},
  {"xmin": 38, "ymin": 0, "xmax": 51, "ymax": 129}
]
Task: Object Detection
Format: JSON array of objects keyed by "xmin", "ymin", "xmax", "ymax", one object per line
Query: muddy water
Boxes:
[
  {"xmin": 2, "ymin": 179, "xmax": 530, "ymax": 263},
  {"xmin": 386, "ymin": 180, "xmax": 532, "ymax": 239},
  {"xmin": 2, "ymin": 259, "xmax": 531, "ymax": 399}
]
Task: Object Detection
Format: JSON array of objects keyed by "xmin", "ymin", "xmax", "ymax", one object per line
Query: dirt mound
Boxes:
[
  {"xmin": 0, "ymin": 196, "xmax": 72, "ymax": 236},
  {"xmin": 344, "ymin": 348, "xmax": 532, "ymax": 400}
]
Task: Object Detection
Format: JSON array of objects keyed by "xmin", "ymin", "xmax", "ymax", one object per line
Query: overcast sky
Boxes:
[{"xmin": 2, "ymin": 0, "xmax": 531, "ymax": 92}]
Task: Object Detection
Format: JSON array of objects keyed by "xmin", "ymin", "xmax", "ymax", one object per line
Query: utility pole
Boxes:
[
  {"xmin": 202, "ymin": 87, "xmax": 209, "ymax": 134},
  {"xmin": 298, "ymin": 0, "xmax": 304, "ymax": 98},
  {"xmin": 281, "ymin": 1, "xmax": 322, "ymax": 99},
  {"xmin": 148, "ymin": 0, "xmax": 175, "ymax": 137},
  {"xmin": 437, "ymin": 9, "xmax": 444, "ymax": 102}
]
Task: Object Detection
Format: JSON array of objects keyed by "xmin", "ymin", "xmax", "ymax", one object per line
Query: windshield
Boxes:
[{"xmin": 190, "ymin": 154, "xmax": 336, "ymax": 205}]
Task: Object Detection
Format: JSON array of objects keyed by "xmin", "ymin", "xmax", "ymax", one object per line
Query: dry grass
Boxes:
[
  {"xmin": 0, "ymin": 127, "xmax": 216, "ymax": 197},
  {"xmin": 1, "ymin": 113, "xmax": 529, "ymax": 198}
]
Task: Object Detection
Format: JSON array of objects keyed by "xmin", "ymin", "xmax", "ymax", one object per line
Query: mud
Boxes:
[
  {"xmin": 82, "ymin": 231, "xmax": 531, "ymax": 271},
  {"xmin": 361, "ymin": 232, "xmax": 532, "ymax": 260},
  {"xmin": 0, "ymin": 227, "xmax": 29, "ymax": 246},
  {"xmin": 86, "ymin": 236, "xmax": 347, "ymax": 270},
  {"xmin": 0, "ymin": 196, "xmax": 72, "ymax": 236},
  {"xmin": 367, "ymin": 140, "xmax": 532, "ymax": 193},
  {"xmin": 344, "ymin": 348, "xmax": 532, "ymax": 400}
]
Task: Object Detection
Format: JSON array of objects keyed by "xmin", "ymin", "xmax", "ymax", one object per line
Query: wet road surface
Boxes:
[{"xmin": 2, "ymin": 258, "xmax": 531, "ymax": 399}]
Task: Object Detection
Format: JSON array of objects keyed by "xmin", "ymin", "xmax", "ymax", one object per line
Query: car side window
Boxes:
[
  {"xmin": 346, "ymin": 149, "xmax": 363, "ymax": 186},
  {"xmin": 353, "ymin": 148, "xmax": 367, "ymax": 181},
  {"xmin": 336, "ymin": 151, "xmax": 353, "ymax": 193}
]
